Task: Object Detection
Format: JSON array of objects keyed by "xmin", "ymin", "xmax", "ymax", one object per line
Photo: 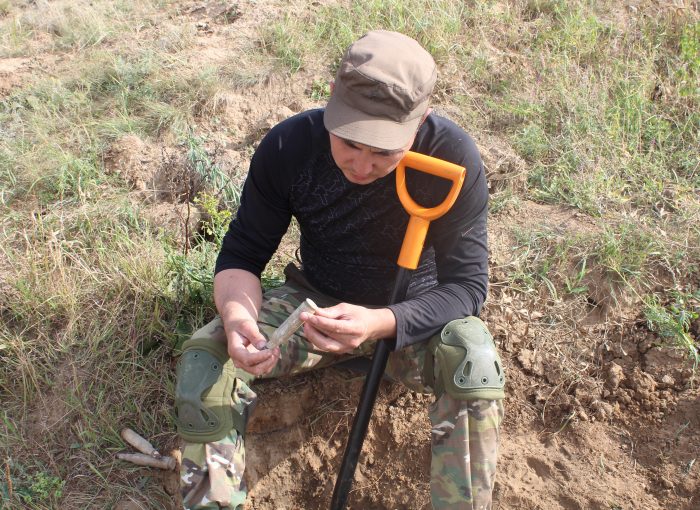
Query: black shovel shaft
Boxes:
[{"xmin": 330, "ymin": 267, "xmax": 413, "ymax": 509}]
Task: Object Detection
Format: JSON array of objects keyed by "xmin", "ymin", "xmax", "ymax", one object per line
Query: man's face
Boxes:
[{"xmin": 329, "ymin": 133, "xmax": 413, "ymax": 185}]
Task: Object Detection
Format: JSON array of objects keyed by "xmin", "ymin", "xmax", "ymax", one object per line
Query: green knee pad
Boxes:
[
  {"xmin": 174, "ymin": 337, "xmax": 245, "ymax": 443},
  {"xmin": 424, "ymin": 317, "xmax": 505, "ymax": 400}
]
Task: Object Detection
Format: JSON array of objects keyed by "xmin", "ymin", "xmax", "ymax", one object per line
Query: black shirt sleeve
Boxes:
[
  {"xmin": 387, "ymin": 117, "xmax": 488, "ymax": 349},
  {"xmin": 215, "ymin": 120, "xmax": 295, "ymax": 276}
]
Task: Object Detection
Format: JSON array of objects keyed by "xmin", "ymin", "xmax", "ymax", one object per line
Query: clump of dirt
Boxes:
[
  {"xmin": 104, "ymin": 135, "xmax": 202, "ymax": 204},
  {"xmin": 598, "ymin": 322, "xmax": 694, "ymax": 423},
  {"xmin": 103, "ymin": 134, "xmax": 243, "ymax": 244},
  {"xmin": 0, "ymin": 57, "xmax": 31, "ymax": 96},
  {"xmin": 480, "ymin": 135, "xmax": 529, "ymax": 194}
]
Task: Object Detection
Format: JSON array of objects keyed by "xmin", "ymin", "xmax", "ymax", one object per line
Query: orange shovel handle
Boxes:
[{"xmin": 396, "ymin": 151, "xmax": 466, "ymax": 269}]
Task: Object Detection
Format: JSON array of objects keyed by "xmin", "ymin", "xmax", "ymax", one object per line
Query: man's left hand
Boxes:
[{"xmin": 301, "ymin": 303, "xmax": 396, "ymax": 354}]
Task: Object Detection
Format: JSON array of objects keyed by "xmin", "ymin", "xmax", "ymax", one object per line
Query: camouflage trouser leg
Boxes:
[
  {"xmin": 179, "ymin": 322, "xmax": 252, "ymax": 510},
  {"xmin": 179, "ymin": 280, "xmax": 354, "ymax": 509},
  {"xmin": 429, "ymin": 398, "xmax": 504, "ymax": 509},
  {"xmin": 384, "ymin": 343, "xmax": 505, "ymax": 510},
  {"xmin": 179, "ymin": 272, "xmax": 504, "ymax": 509}
]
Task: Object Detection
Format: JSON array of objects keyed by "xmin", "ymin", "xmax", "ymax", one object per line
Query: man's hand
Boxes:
[
  {"xmin": 226, "ymin": 318, "xmax": 280, "ymax": 376},
  {"xmin": 301, "ymin": 303, "xmax": 396, "ymax": 354},
  {"xmin": 214, "ymin": 269, "xmax": 278, "ymax": 376}
]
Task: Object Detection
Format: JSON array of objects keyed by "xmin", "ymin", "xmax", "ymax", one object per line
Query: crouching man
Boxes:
[{"xmin": 175, "ymin": 30, "xmax": 505, "ymax": 510}]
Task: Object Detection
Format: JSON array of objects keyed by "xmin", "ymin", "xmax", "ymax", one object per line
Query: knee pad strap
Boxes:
[
  {"xmin": 175, "ymin": 337, "xmax": 245, "ymax": 443},
  {"xmin": 425, "ymin": 317, "xmax": 505, "ymax": 400}
]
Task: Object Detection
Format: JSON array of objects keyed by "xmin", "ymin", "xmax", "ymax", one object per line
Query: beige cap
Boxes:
[{"xmin": 324, "ymin": 30, "xmax": 437, "ymax": 151}]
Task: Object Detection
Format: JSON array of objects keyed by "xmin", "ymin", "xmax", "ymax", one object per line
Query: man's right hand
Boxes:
[{"xmin": 227, "ymin": 318, "xmax": 280, "ymax": 376}]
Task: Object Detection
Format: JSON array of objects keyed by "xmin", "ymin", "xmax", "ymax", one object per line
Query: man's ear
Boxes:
[
  {"xmin": 329, "ymin": 81, "xmax": 335, "ymax": 95},
  {"xmin": 420, "ymin": 107, "xmax": 433, "ymax": 125}
]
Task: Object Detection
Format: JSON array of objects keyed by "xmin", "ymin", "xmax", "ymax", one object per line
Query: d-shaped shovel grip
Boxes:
[{"xmin": 396, "ymin": 151, "xmax": 466, "ymax": 269}]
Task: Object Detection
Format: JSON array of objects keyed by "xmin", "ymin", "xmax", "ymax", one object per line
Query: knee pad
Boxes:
[
  {"xmin": 425, "ymin": 317, "xmax": 505, "ymax": 400},
  {"xmin": 174, "ymin": 337, "xmax": 245, "ymax": 443}
]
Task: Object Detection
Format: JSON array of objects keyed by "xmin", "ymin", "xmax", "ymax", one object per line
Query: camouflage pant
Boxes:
[{"xmin": 179, "ymin": 268, "xmax": 504, "ymax": 510}]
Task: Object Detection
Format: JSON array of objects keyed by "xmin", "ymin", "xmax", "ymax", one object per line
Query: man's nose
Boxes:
[{"xmin": 353, "ymin": 150, "xmax": 373, "ymax": 176}]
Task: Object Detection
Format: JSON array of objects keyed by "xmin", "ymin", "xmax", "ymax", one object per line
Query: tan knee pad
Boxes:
[
  {"xmin": 424, "ymin": 317, "xmax": 505, "ymax": 400},
  {"xmin": 174, "ymin": 337, "xmax": 245, "ymax": 443}
]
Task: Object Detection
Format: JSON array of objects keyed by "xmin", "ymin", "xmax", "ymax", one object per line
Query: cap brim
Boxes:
[{"xmin": 324, "ymin": 93, "xmax": 426, "ymax": 151}]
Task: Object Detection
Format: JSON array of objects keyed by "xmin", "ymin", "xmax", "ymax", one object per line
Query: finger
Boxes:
[
  {"xmin": 229, "ymin": 344, "xmax": 276, "ymax": 371},
  {"xmin": 304, "ymin": 314, "xmax": 355, "ymax": 337},
  {"xmin": 237, "ymin": 320, "xmax": 268, "ymax": 350},
  {"xmin": 233, "ymin": 355, "xmax": 275, "ymax": 376},
  {"xmin": 304, "ymin": 323, "xmax": 350, "ymax": 354},
  {"xmin": 309, "ymin": 303, "xmax": 345, "ymax": 319},
  {"xmin": 227, "ymin": 334, "xmax": 246, "ymax": 359},
  {"xmin": 257, "ymin": 349, "xmax": 281, "ymax": 375}
]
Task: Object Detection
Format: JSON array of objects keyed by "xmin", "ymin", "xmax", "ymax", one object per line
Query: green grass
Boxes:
[
  {"xmin": 645, "ymin": 291, "xmax": 700, "ymax": 368},
  {"xmin": 0, "ymin": 0, "xmax": 162, "ymax": 58},
  {"xmin": 508, "ymin": 219, "xmax": 673, "ymax": 301},
  {"xmin": 260, "ymin": 0, "xmax": 468, "ymax": 73},
  {"xmin": 0, "ymin": 196, "xmax": 214, "ymax": 505},
  {"xmin": 0, "ymin": 50, "xmax": 226, "ymax": 207},
  {"xmin": 259, "ymin": 0, "xmax": 698, "ymax": 221}
]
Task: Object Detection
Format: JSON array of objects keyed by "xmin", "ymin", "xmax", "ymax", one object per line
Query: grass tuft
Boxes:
[{"xmin": 645, "ymin": 291, "xmax": 700, "ymax": 368}]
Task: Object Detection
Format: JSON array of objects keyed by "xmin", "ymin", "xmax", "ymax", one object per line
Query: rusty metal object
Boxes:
[
  {"xmin": 117, "ymin": 452, "xmax": 176, "ymax": 470},
  {"xmin": 121, "ymin": 427, "xmax": 161, "ymax": 458}
]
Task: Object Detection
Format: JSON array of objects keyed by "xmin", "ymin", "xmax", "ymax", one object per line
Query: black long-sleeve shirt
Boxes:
[{"xmin": 215, "ymin": 109, "xmax": 488, "ymax": 350}]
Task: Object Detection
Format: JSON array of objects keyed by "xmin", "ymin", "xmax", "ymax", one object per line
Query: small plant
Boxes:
[
  {"xmin": 564, "ymin": 258, "xmax": 589, "ymax": 295},
  {"xmin": 260, "ymin": 20, "xmax": 306, "ymax": 73},
  {"xmin": 515, "ymin": 122, "xmax": 549, "ymax": 161},
  {"xmin": 1, "ymin": 460, "xmax": 64, "ymax": 507},
  {"xmin": 184, "ymin": 134, "xmax": 241, "ymax": 209},
  {"xmin": 677, "ymin": 21, "xmax": 699, "ymax": 96},
  {"xmin": 508, "ymin": 227, "xmax": 593, "ymax": 300},
  {"xmin": 166, "ymin": 247, "xmax": 216, "ymax": 308},
  {"xmin": 644, "ymin": 291, "xmax": 700, "ymax": 368},
  {"xmin": 308, "ymin": 79, "xmax": 331, "ymax": 101},
  {"xmin": 594, "ymin": 223, "xmax": 657, "ymax": 283},
  {"xmin": 194, "ymin": 192, "xmax": 232, "ymax": 245}
]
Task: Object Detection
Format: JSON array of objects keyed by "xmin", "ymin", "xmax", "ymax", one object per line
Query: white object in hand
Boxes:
[{"xmin": 266, "ymin": 298, "xmax": 320, "ymax": 349}]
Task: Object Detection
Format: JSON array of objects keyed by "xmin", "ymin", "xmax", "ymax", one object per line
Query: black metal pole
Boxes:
[{"xmin": 330, "ymin": 267, "xmax": 413, "ymax": 509}]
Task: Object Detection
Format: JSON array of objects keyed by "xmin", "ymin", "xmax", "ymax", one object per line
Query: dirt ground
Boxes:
[{"xmin": 3, "ymin": 0, "xmax": 698, "ymax": 508}]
